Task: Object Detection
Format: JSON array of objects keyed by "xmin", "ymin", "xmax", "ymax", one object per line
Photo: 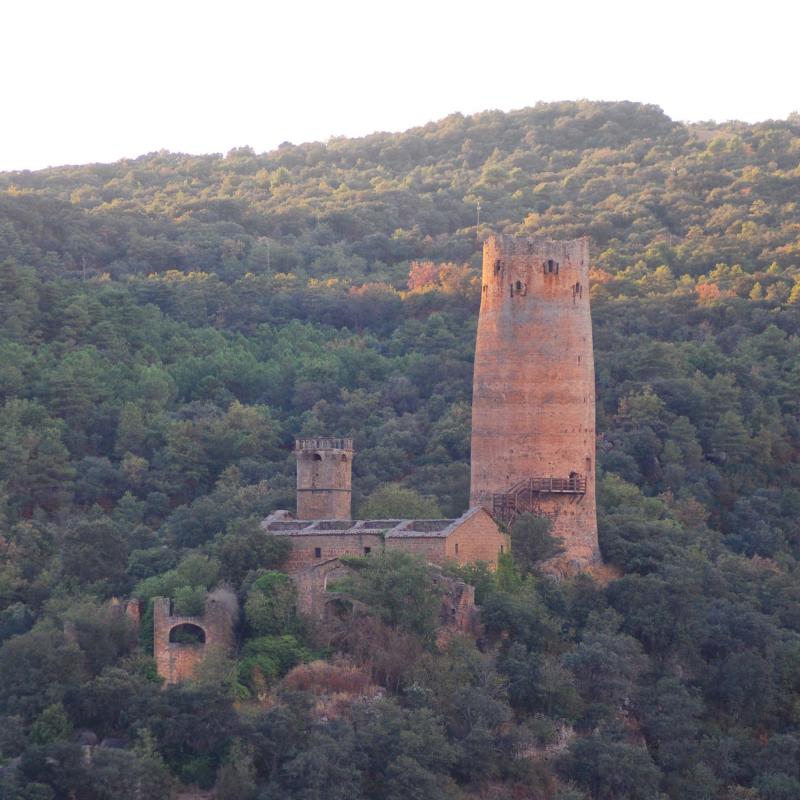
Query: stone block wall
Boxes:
[
  {"xmin": 384, "ymin": 536, "xmax": 447, "ymax": 562},
  {"xmin": 293, "ymin": 558, "xmax": 353, "ymax": 617},
  {"xmin": 296, "ymin": 438, "xmax": 353, "ymax": 520},
  {"xmin": 282, "ymin": 532, "xmax": 386, "ymax": 573},
  {"xmin": 153, "ymin": 591, "xmax": 238, "ymax": 684},
  {"xmin": 443, "ymin": 507, "xmax": 510, "ymax": 566},
  {"xmin": 470, "ymin": 234, "xmax": 599, "ymax": 568}
]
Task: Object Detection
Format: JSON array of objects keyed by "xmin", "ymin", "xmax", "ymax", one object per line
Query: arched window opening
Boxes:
[
  {"xmin": 340, "ymin": 453, "xmax": 347, "ymax": 462},
  {"xmin": 544, "ymin": 259, "xmax": 559, "ymax": 275},
  {"xmin": 312, "ymin": 453, "xmax": 322, "ymax": 461},
  {"xmin": 169, "ymin": 624, "xmax": 206, "ymax": 645}
]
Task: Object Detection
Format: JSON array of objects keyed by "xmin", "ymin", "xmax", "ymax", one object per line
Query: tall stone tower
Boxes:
[
  {"xmin": 470, "ymin": 235, "xmax": 599, "ymax": 570},
  {"xmin": 295, "ymin": 437, "xmax": 354, "ymax": 520}
]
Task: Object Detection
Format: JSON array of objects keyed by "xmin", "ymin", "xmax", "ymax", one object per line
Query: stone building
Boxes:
[
  {"xmin": 152, "ymin": 589, "xmax": 238, "ymax": 684},
  {"xmin": 264, "ymin": 434, "xmax": 509, "ymax": 578},
  {"xmin": 261, "ymin": 505, "xmax": 508, "ymax": 574},
  {"xmin": 470, "ymin": 234, "xmax": 600, "ymax": 571}
]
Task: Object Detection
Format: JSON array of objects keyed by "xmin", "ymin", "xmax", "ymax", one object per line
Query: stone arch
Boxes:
[
  {"xmin": 322, "ymin": 565, "xmax": 350, "ymax": 592},
  {"xmin": 323, "ymin": 596, "xmax": 353, "ymax": 622},
  {"xmin": 152, "ymin": 594, "xmax": 237, "ymax": 685},
  {"xmin": 168, "ymin": 622, "xmax": 206, "ymax": 644}
]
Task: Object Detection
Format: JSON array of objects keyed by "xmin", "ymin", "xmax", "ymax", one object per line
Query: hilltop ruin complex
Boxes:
[{"xmin": 152, "ymin": 234, "xmax": 599, "ymax": 682}]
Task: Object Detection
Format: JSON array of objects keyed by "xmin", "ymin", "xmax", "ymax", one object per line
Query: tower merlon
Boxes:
[{"xmin": 295, "ymin": 437, "xmax": 354, "ymax": 452}]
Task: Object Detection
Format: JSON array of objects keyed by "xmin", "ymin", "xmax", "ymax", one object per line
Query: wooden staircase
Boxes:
[{"xmin": 490, "ymin": 474, "xmax": 586, "ymax": 526}]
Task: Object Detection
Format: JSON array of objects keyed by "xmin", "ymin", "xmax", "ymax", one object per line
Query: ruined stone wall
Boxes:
[
  {"xmin": 294, "ymin": 557, "xmax": 480, "ymax": 638},
  {"xmin": 153, "ymin": 591, "xmax": 237, "ymax": 684},
  {"xmin": 443, "ymin": 508, "xmax": 510, "ymax": 567},
  {"xmin": 281, "ymin": 532, "xmax": 386, "ymax": 573},
  {"xmin": 434, "ymin": 573, "xmax": 481, "ymax": 638},
  {"xmin": 470, "ymin": 235, "xmax": 599, "ymax": 568},
  {"xmin": 296, "ymin": 439, "xmax": 353, "ymax": 520},
  {"xmin": 293, "ymin": 558, "xmax": 352, "ymax": 617}
]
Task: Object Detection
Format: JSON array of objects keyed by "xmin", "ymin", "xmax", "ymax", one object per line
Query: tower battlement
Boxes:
[
  {"xmin": 296, "ymin": 437, "xmax": 354, "ymax": 452},
  {"xmin": 480, "ymin": 234, "xmax": 590, "ymax": 306},
  {"xmin": 470, "ymin": 234, "xmax": 599, "ymax": 571}
]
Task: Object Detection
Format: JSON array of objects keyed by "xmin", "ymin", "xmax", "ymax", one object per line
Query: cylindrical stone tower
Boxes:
[
  {"xmin": 470, "ymin": 234, "xmax": 599, "ymax": 569},
  {"xmin": 295, "ymin": 437, "xmax": 354, "ymax": 520}
]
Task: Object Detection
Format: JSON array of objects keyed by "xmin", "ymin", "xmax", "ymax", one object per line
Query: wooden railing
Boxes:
[{"xmin": 520, "ymin": 476, "xmax": 587, "ymax": 494}]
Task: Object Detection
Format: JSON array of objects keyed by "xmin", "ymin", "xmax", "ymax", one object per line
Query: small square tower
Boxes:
[{"xmin": 295, "ymin": 437, "xmax": 354, "ymax": 520}]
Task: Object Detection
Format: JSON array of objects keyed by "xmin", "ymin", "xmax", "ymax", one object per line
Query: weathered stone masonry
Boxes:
[
  {"xmin": 470, "ymin": 234, "xmax": 600, "ymax": 570},
  {"xmin": 296, "ymin": 437, "xmax": 353, "ymax": 520},
  {"xmin": 261, "ymin": 506, "xmax": 508, "ymax": 573},
  {"xmin": 153, "ymin": 591, "xmax": 238, "ymax": 685}
]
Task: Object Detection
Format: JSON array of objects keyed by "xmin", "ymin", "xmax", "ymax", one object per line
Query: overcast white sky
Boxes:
[{"xmin": 1, "ymin": 0, "xmax": 797, "ymax": 172}]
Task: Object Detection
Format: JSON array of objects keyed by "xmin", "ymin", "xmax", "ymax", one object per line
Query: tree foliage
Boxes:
[{"xmin": 2, "ymin": 102, "xmax": 800, "ymax": 798}]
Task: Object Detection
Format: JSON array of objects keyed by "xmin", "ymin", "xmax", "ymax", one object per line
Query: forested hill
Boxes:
[
  {"xmin": 3, "ymin": 100, "xmax": 800, "ymax": 283},
  {"xmin": 2, "ymin": 102, "xmax": 800, "ymax": 800}
]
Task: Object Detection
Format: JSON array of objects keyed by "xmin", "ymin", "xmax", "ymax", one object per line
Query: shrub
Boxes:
[
  {"xmin": 244, "ymin": 571, "xmax": 297, "ymax": 636},
  {"xmin": 282, "ymin": 660, "xmax": 372, "ymax": 696},
  {"xmin": 238, "ymin": 635, "xmax": 312, "ymax": 696}
]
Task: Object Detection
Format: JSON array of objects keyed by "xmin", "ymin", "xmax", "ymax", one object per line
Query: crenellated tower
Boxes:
[
  {"xmin": 295, "ymin": 437, "xmax": 354, "ymax": 520},
  {"xmin": 470, "ymin": 235, "xmax": 599, "ymax": 570}
]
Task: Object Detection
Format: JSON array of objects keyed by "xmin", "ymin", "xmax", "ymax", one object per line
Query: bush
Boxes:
[
  {"xmin": 173, "ymin": 586, "xmax": 206, "ymax": 616},
  {"xmin": 244, "ymin": 571, "xmax": 297, "ymax": 636},
  {"xmin": 238, "ymin": 635, "xmax": 312, "ymax": 695},
  {"xmin": 333, "ymin": 551, "xmax": 441, "ymax": 639},
  {"xmin": 510, "ymin": 513, "xmax": 565, "ymax": 573},
  {"xmin": 357, "ymin": 484, "xmax": 442, "ymax": 518},
  {"xmin": 282, "ymin": 660, "xmax": 372, "ymax": 696}
]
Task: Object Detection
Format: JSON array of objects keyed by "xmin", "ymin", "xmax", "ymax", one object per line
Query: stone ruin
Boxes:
[{"xmin": 152, "ymin": 587, "xmax": 238, "ymax": 685}]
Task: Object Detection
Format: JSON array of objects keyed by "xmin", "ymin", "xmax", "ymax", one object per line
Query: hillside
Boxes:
[
  {"xmin": 1, "ymin": 101, "xmax": 800, "ymax": 800},
  {"xmin": 3, "ymin": 101, "xmax": 800, "ymax": 283}
]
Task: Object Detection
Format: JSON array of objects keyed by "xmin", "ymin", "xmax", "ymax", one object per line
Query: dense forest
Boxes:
[{"xmin": 1, "ymin": 100, "xmax": 800, "ymax": 799}]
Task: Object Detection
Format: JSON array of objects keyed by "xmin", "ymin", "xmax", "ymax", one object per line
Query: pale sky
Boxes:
[{"xmin": 1, "ymin": 0, "xmax": 797, "ymax": 172}]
